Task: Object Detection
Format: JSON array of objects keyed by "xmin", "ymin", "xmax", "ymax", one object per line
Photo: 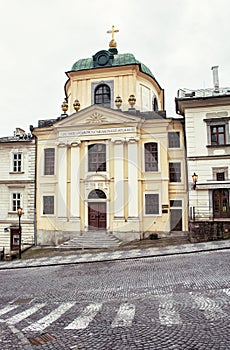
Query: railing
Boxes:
[
  {"xmin": 189, "ymin": 206, "xmax": 214, "ymax": 221},
  {"xmin": 178, "ymin": 87, "xmax": 230, "ymax": 99}
]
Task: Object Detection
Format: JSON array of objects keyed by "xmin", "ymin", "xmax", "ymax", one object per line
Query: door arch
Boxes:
[
  {"xmin": 213, "ymin": 189, "xmax": 229, "ymax": 218},
  {"xmin": 88, "ymin": 190, "xmax": 107, "ymax": 230}
]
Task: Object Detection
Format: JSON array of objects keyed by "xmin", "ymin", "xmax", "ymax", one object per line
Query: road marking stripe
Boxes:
[
  {"xmin": 191, "ymin": 295, "xmax": 227, "ymax": 320},
  {"xmin": 158, "ymin": 304, "xmax": 182, "ymax": 326},
  {"xmin": 0, "ymin": 304, "xmax": 19, "ymax": 316},
  {"xmin": 223, "ymin": 288, "xmax": 230, "ymax": 296},
  {"xmin": 65, "ymin": 303, "xmax": 102, "ymax": 330},
  {"xmin": 111, "ymin": 304, "xmax": 135, "ymax": 328},
  {"xmin": 23, "ymin": 302, "xmax": 75, "ymax": 332},
  {"xmin": 7, "ymin": 303, "xmax": 46, "ymax": 325},
  {"xmin": 158, "ymin": 295, "xmax": 182, "ymax": 326}
]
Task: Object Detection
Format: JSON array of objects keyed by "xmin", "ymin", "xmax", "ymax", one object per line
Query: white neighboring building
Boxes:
[
  {"xmin": 176, "ymin": 67, "xmax": 230, "ymax": 240},
  {"xmin": 0, "ymin": 128, "xmax": 35, "ymax": 255}
]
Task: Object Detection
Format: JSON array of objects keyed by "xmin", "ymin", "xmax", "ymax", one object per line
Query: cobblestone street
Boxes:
[{"xmin": 0, "ymin": 250, "xmax": 229, "ymax": 349}]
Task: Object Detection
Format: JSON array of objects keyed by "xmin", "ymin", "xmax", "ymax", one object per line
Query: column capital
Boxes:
[{"xmin": 69, "ymin": 140, "xmax": 81, "ymax": 147}]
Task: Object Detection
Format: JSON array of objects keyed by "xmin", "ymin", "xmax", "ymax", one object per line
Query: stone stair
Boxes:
[{"xmin": 57, "ymin": 231, "xmax": 123, "ymax": 249}]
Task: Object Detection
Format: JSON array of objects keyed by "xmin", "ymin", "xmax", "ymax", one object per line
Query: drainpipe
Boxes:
[{"xmin": 30, "ymin": 125, "xmax": 37, "ymax": 246}]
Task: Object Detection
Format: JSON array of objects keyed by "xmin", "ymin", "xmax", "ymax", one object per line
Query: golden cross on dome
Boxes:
[
  {"xmin": 107, "ymin": 25, "xmax": 119, "ymax": 40},
  {"xmin": 107, "ymin": 25, "xmax": 119, "ymax": 48}
]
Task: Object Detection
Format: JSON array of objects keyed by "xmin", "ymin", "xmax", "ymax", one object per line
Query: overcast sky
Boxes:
[{"xmin": 0, "ymin": 0, "xmax": 229, "ymax": 136}]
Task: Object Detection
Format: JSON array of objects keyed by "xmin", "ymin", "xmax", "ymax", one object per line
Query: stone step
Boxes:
[{"xmin": 57, "ymin": 231, "xmax": 123, "ymax": 249}]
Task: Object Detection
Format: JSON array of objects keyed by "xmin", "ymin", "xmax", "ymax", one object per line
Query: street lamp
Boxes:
[
  {"xmin": 17, "ymin": 207, "xmax": 23, "ymax": 259},
  {"xmin": 192, "ymin": 173, "xmax": 198, "ymax": 190}
]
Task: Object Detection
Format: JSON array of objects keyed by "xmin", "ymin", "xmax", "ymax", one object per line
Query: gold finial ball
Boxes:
[
  {"xmin": 115, "ymin": 96, "xmax": 122, "ymax": 109},
  {"xmin": 61, "ymin": 99, "xmax": 68, "ymax": 113},
  {"xmin": 73, "ymin": 99, "xmax": 80, "ymax": 111},
  {"xmin": 109, "ymin": 39, "xmax": 117, "ymax": 48},
  {"xmin": 128, "ymin": 94, "xmax": 136, "ymax": 107}
]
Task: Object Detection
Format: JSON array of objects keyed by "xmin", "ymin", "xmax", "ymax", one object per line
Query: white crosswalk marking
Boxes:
[
  {"xmin": 111, "ymin": 303, "xmax": 135, "ymax": 328},
  {"xmin": 7, "ymin": 303, "xmax": 46, "ymax": 325},
  {"xmin": 191, "ymin": 295, "xmax": 227, "ymax": 321},
  {"xmin": 158, "ymin": 296, "xmax": 182, "ymax": 326},
  {"xmin": 65, "ymin": 303, "xmax": 102, "ymax": 330},
  {"xmin": 223, "ymin": 288, "xmax": 230, "ymax": 296},
  {"xmin": 0, "ymin": 304, "xmax": 19, "ymax": 317},
  {"xmin": 23, "ymin": 302, "xmax": 75, "ymax": 332}
]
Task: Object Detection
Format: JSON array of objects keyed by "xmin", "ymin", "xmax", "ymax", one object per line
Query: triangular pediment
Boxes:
[{"xmin": 54, "ymin": 105, "xmax": 141, "ymax": 129}]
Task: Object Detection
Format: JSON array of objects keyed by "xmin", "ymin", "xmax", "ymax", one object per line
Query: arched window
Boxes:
[
  {"xmin": 88, "ymin": 189, "xmax": 106, "ymax": 199},
  {"xmin": 88, "ymin": 144, "xmax": 106, "ymax": 172},
  {"xmin": 152, "ymin": 96, "xmax": 158, "ymax": 111},
  {"xmin": 94, "ymin": 84, "xmax": 111, "ymax": 107},
  {"xmin": 144, "ymin": 142, "xmax": 158, "ymax": 172}
]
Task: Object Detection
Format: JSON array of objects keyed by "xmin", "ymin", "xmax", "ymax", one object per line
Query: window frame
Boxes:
[
  {"xmin": 212, "ymin": 167, "xmax": 228, "ymax": 181},
  {"xmin": 94, "ymin": 84, "xmax": 111, "ymax": 107},
  {"xmin": 144, "ymin": 142, "xmax": 158, "ymax": 172},
  {"xmin": 42, "ymin": 195, "xmax": 55, "ymax": 215},
  {"xmin": 210, "ymin": 125, "xmax": 226, "ymax": 145},
  {"xmin": 144, "ymin": 193, "xmax": 160, "ymax": 216},
  {"xmin": 169, "ymin": 162, "xmax": 182, "ymax": 183},
  {"xmin": 91, "ymin": 80, "xmax": 114, "ymax": 108},
  {"xmin": 88, "ymin": 143, "xmax": 106, "ymax": 172},
  {"xmin": 168, "ymin": 132, "xmax": 180, "ymax": 148},
  {"xmin": 12, "ymin": 192, "xmax": 21, "ymax": 212},
  {"xmin": 204, "ymin": 117, "xmax": 230, "ymax": 147},
  {"xmin": 12, "ymin": 152, "xmax": 23, "ymax": 172},
  {"xmin": 44, "ymin": 148, "xmax": 55, "ymax": 176}
]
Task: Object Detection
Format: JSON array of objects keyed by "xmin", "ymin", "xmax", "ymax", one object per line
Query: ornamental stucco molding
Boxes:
[
  {"xmin": 86, "ymin": 113, "xmax": 107, "ymax": 123},
  {"xmin": 56, "ymin": 139, "xmax": 81, "ymax": 147},
  {"xmin": 111, "ymin": 136, "xmax": 139, "ymax": 144}
]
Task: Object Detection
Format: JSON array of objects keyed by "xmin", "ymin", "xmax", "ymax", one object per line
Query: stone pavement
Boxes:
[{"xmin": 0, "ymin": 239, "xmax": 229, "ymax": 270}]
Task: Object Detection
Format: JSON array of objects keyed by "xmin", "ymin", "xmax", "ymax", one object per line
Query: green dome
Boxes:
[{"xmin": 71, "ymin": 52, "xmax": 155, "ymax": 80}]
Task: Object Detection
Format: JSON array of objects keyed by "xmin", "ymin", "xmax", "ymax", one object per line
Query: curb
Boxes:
[{"xmin": 0, "ymin": 242, "xmax": 229, "ymax": 270}]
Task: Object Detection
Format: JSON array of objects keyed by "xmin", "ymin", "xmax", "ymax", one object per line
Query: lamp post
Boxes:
[
  {"xmin": 17, "ymin": 207, "xmax": 23, "ymax": 259},
  {"xmin": 192, "ymin": 173, "xmax": 198, "ymax": 190}
]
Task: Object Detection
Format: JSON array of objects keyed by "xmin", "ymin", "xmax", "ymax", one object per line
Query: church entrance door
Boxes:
[{"xmin": 88, "ymin": 203, "xmax": 106, "ymax": 230}]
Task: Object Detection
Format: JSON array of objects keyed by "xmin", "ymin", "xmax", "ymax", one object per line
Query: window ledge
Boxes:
[
  {"xmin": 207, "ymin": 144, "xmax": 230, "ymax": 148},
  {"xmin": 9, "ymin": 172, "xmax": 24, "ymax": 174}
]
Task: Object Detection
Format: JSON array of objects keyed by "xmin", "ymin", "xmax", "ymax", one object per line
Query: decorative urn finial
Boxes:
[
  {"xmin": 128, "ymin": 94, "xmax": 136, "ymax": 107},
  {"xmin": 61, "ymin": 98, "xmax": 68, "ymax": 113},
  {"xmin": 115, "ymin": 96, "xmax": 122, "ymax": 109},
  {"xmin": 73, "ymin": 99, "xmax": 80, "ymax": 112}
]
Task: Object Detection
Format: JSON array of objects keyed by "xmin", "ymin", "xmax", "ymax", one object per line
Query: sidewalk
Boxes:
[{"xmin": 0, "ymin": 239, "xmax": 229, "ymax": 270}]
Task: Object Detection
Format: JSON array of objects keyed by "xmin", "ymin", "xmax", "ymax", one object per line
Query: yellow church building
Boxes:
[{"xmin": 32, "ymin": 28, "xmax": 188, "ymax": 245}]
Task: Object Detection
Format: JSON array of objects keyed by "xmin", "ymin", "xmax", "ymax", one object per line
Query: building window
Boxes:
[
  {"xmin": 43, "ymin": 196, "xmax": 54, "ymax": 215},
  {"xmin": 88, "ymin": 144, "xmax": 106, "ymax": 172},
  {"xmin": 169, "ymin": 162, "xmax": 181, "ymax": 182},
  {"xmin": 13, "ymin": 153, "xmax": 22, "ymax": 172},
  {"xmin": 44, "ymin": 148, "xmax": 55, "ymax": 175},
  {"xmin": 216, "ymin": 172, "xmax": 225, "ymax": 181},
  {"xmin": 168, "ymin": 132, "xmax": 180, "ymax": 148},
  {"xmin": 144, "ymin": 142, "xmax": 158, "ymax": 172},
  {"xmin": 152, "ymin": 97, "xmax": 158, "ymax": 111},
  {"xmin": 12, "ymin": 193, "xmax": 21, "ymax": 212},
  {"xmin": 212, "ymin": 167, "xmax": 228, "ymax": 181},
  {"xmin": 94, "ymin": 84, "xmax": 111, "ymax": 107},
  {"xmin": 211, "ymin": 125, "xmax": 226, "ymax": 145},
  {"xmin": 88, "ymin": 189, "xmax": 106, "ymax": 199},
  {"xmin": 145, "ymin": 194, "xmax": 159, "ymax": 215}
]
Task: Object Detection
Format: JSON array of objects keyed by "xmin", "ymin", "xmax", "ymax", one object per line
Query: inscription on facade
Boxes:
[{"xmin": 59, "ymin": 127, "xmax": 136, "ymax": 137}]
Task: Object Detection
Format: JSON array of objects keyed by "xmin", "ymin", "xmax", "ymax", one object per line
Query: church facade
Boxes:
[{"xmin": 33, "ymin": 30, "xmax": 188, "ymax": 245}]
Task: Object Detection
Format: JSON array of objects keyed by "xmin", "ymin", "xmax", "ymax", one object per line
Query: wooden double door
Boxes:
[
  {"xmin": 213, "ymin": 189, "xmax": 229, "ymax": 218},
  {"xmin": 88, "ymin": 203, "xmax": 106, "ymax": 230}
]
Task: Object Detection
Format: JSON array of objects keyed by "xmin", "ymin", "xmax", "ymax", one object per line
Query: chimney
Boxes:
[{"xmin": 211, "ymin": 66, "xmax": 219, "ymax": 92}]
